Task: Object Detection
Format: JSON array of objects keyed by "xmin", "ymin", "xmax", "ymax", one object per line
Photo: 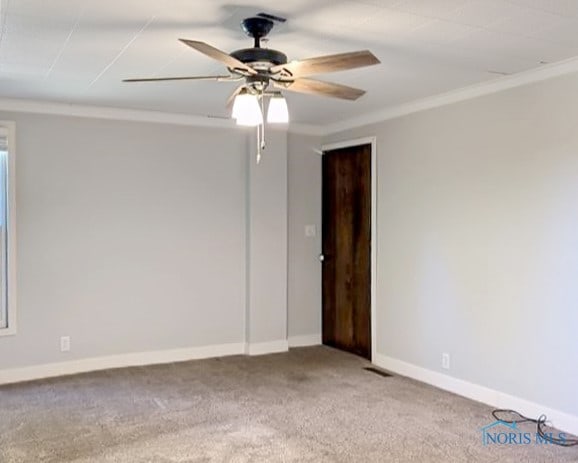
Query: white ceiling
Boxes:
[{"xmin": 1, "ymin": 0, "xmax": 578, "ymax": 125}]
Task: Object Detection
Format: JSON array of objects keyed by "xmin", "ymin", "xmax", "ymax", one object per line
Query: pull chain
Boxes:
[
  {"xmin": 256, "ymin": 122, "xmax": 261, "ymax": 164},
  {"xmin": 256, "ymin": 89, "xmax": 266, "ymax": 164}
]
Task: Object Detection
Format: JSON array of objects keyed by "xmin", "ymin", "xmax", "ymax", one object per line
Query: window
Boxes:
[{"xmin": 0, "ymin": 123, "xmax": 15, "ymax": 335}]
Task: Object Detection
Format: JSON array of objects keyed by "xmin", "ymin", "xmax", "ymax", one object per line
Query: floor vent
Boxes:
[{"xmin": 364, "ymin": 367, "xmax": 393, "ymax": 378}]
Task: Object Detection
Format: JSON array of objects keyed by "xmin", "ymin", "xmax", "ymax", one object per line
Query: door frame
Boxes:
[{"xmin": 321, "ymin": 136, "xmax": 377, "ymax": 362}]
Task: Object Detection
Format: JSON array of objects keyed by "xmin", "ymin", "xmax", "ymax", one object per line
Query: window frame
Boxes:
[{"xmin": 0, "ymin": 121, "xmax": 17, "ymax": 336}]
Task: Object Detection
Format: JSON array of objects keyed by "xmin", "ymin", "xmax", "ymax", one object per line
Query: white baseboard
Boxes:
[
  {"xmin": 245, "ymin": 339, "xmax": 289, "ymax": 356},
  {"xmin": 0, "ymin": 342, "xmax": 246, "ymax": 386},
  {"xmin": 374, "ymin": 353, "xmax": 578, "ymax": 437},
  {"xmin": 288, "ymin": 334, "xmax": 322, "ymax": 347}
]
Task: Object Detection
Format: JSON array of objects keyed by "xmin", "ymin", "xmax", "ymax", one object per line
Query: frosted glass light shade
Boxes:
[
  {"xmin": 232, "ymin": 92, "xmax": 263, "ymax": 126},
  {"xmin": 267, "ymin": 94, "xmax": 289, "ymax": 123}
]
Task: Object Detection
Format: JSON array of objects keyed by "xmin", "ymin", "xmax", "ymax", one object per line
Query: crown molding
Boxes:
[
  {"xmin": 0, "ymin": 98, "xmax": 242, "ymax": 129},
  {"xmin": 0, "ymin": 97, "xmax": 326, "ymax": 134},
  {"xmin": 2, "ymin": 55, "xmax": 577, "ymax": 137},
  {"xmin": 322, "ymin": 55, "xmax": 578, "ymax": 136}
]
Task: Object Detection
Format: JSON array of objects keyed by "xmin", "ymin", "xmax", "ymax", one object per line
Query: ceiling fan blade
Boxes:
[
  {"xmin": 274, "ymin": 78, "xmax": 366, "ymax": 101},
  {"xmin": 123, "ymin": 75, "xmax": 234, "ymax": 83},
  {"xmin": 270, "ymin": 50, "xmax": 380, "ymax": 78},
  {"xmin": 179, "ymin": 39, "xmax": 256, "ymax": 75},
  {"xmin": 226, "ymin": 84, "xmax": 245, "ymax": 109}
]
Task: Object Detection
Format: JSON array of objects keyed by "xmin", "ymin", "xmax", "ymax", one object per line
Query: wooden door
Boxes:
[{"xmin": 322, "ymin": 143, "xmax": 371, "ymax": 359}]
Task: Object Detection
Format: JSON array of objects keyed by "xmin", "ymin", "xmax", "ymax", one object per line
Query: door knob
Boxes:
[{"xmin": 319, "ymin": 254, "xmax": 325, "ymax": 262}]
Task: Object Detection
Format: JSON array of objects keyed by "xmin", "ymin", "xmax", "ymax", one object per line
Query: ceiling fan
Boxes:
[
  {"xmin": 124, "ymin": 14, "xmax": 379, "ymax": 162},
  {"xmin": 124, "ymin": 14, "xmax": 380, "ymax": 115}
]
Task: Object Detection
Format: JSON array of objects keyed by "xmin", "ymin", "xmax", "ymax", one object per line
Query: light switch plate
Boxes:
[{"xmin": 305, "ymin": 225, "xmax": 317, "ymax": 237}]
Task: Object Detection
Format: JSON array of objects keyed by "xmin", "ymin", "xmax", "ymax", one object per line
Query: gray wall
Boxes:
[
  {"xmin": 246, "ymin": 129, "xmax": 288, "ymax": 346},
  {"xmin": 0, "ymin": 112, "xmax": 247, "ymax": 369},
  {"xmin": 325, "ymin": 72, "xmax": 578, "ymax": 416},
  {"xmin": 287, "ymin": 132, "xmax": 322, "ymax": 339}
]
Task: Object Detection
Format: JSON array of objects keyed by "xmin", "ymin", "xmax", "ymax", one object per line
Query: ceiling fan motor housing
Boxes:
[
  {"xmin": 230, "ymin": 16, "xmax": 288, "ymax": 74},
  {"xmin": 230, "ymin": 48, "xmax": 287, "ymax": 68}
]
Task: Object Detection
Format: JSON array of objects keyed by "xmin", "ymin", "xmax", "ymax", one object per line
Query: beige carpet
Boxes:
[{"xmin": 0, "ymin": 346, "xmax": 576, "ymax": 462}]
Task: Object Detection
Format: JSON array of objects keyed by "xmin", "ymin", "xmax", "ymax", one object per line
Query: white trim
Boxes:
[
  {"xmin": 0, "ymin": 121, "xmax": 16, "ymax": 336},
  {"xmin": 2, "ymin": 56, "xmax": 578, "ymax": 136},
  {"xmin": 0, "ymin": 97, "xmax": 322, "ymax": 134},
  {"xmin": 245, "ymin": 340, "xmax": 289, "ymax": 356},
  {"xmin": 0, "ymin": 342, "xmax": 246, "ymax": 385},
  {"xmin": 288, "ymin": 334, "xmax": 322, "ymax": 347},
  {"xmin": 321, "ymin": 137, "xmax": 378, "ymax": 362},
  {"xmin": 323, "ymin": 55, "xmax": 578, "ymax": 135},
  {"xmin": 0, "ymin": 98, "xmax": 239, "ymax": 129},
  {"xmin": 374, "ymin": 353, "xmax": 578, "ymax": 437}
]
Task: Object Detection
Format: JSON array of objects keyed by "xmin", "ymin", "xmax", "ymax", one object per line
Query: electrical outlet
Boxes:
[
  {"xmin": 442, "ymin": 353, "xmax": 450, "ymax": 370},
  {"xmin": 60, "ymin": 336, "xmax": 71, "ymax": 352}
]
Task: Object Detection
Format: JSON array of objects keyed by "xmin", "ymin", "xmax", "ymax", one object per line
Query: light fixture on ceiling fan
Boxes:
[
  {"xmin": 232, "ymin": 88, "xmax": 264, "ymax": 126},
  {"xmin": 267, "ymin": 93, "xmax": 289, "ymax": 123},
  {"xmin": 231, "ymin": 89, "xmax": 288, "ymax": 126},
  {"xmin": 124, "ymin": 13, "xmax": 380, "ymax": 163}
]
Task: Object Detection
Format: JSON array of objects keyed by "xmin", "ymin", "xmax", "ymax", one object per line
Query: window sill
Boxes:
[{"xmin": 0, "ymin": 326, "xmax": 16, "ymax": 337}]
